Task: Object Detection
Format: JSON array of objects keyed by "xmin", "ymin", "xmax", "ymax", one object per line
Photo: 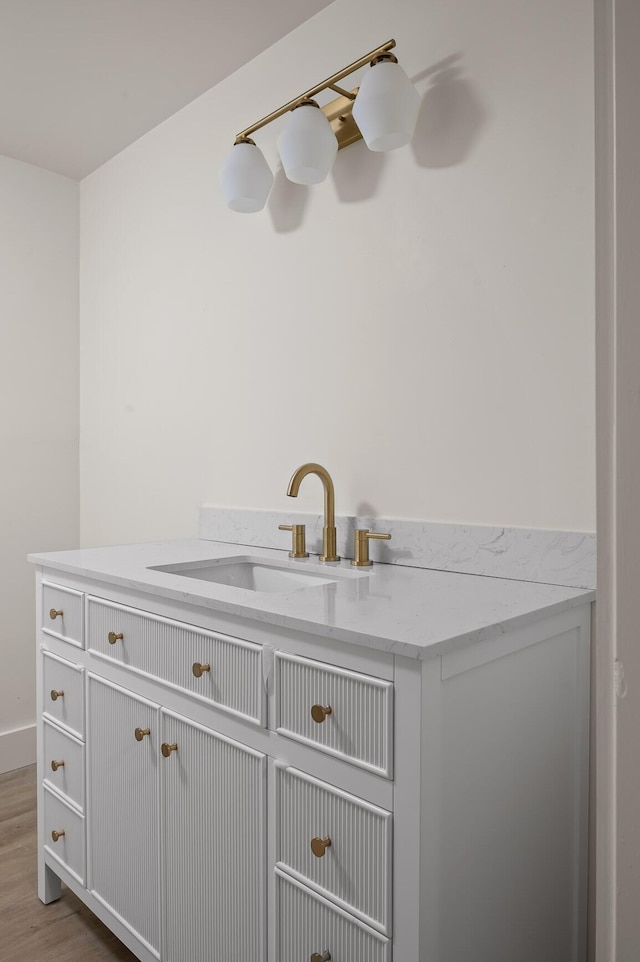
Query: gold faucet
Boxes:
[{"xmin": 286, "ymin": 463, "xmax": 340, "ymax": 562}]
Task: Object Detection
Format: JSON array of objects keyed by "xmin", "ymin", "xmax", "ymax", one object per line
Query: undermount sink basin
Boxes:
[{"xmin": 149, "ymin": 556, "xmax": 344, "ymax": 593}]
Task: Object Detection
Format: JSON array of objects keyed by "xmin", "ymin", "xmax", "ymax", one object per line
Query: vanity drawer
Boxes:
[
  {"xmin": 43, "ymin": 785, "xmax": 85, "ymax": 885},
  {"xmin": 275, "ymin": 653, "xmax": 393, "ymax": 777},
  {"xmin": 42, "ymin": 650, "xmax": 84, "ymax": 739},
  {"xmin": 276, "ymin": 765, "xmax": 392, "ymax": 935},
  {"xmin": 41, "ymin": 581, "xmax": 84, "ymax": 648},
  {"xmin": 86, "ymin": 597, "xmax": 265, "ymax": 725},
  {"xmin": 276, "ymin": 868, "xmax": 390, "ymax": 962},
  {"xmin": 42, "ymin": 719, "xmax": 85, "ymax": 812}
]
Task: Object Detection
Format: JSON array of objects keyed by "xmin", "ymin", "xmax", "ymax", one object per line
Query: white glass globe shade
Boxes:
[
  {"xmin": 352, "ymin": 60, "xmax": 421, "ymax": 151},
  {"xmin": 219, "ymin": 141, "xmax": 274, "ymax": 213},
  {"xmin": 278, "ymin": 103, "xmax": 338, "ymax": 185}
]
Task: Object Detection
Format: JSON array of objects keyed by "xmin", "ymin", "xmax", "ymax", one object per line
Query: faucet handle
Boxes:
[
  {"xmin": 278, "ymin": 523, "xmax": 309, "ymax": 559},
  {"xmin": 351, "ymin": 529, "xmax": 391, "ymax": 567}
]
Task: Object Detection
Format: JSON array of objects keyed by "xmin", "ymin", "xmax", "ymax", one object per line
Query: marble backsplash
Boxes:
[{"xmin": 199, "ymin": 506, "xmax": 596, "ymax": 590}]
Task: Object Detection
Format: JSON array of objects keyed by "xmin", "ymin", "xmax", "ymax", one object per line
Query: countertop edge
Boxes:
[{"xmin": 31, "ymin": 552, "xmax": 595, "ymax": 662}]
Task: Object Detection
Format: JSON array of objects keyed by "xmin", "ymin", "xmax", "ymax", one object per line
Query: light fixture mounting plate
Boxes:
[{"xmin": 322, "ymin": 88, "xmax": 363, "ymax": 150}]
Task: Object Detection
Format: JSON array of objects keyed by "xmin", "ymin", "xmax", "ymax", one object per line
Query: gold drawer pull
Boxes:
[
  {"xmin": 135, "ymin": 727, "xmax": 151, "ymax": 742},
  {"xmin": 311, "ymin": 953, "xmax": 331, "ymax": 962},
  {"xmin": 161, "ymin": 742, "xmax": 178, "ymax": 758},
  {"xmin": 311, "ymin": 704, "xmax": 332, "ymax": 724},
  {"xmin": 51, "ymin": 830, "xmax": 65, "ymax": 842},
  {"xmin": 49, "ymin": 608, "xmax": 63, "ymax": 620},
  {"xmin": 192, "ymin": 662, "xmax": 211, "ymax": 678},
  {"xmin": 50, "ymin": 759, "xmax": 65, "ymax": 772},
  {"xmin": 310, "ymin": 836, "xmax": 332, "ymax": 858},
  {"xmin": 108, "ymin": 631, "xmax": 124, "ymax": 645},
  {"xmin": 50, "ymin": 689, "xmax": 64, "ymax": 701}
]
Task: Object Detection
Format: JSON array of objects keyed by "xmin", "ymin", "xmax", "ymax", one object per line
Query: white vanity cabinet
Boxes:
[
  {"xmin": 37, "ymin": 583, "xmax": 268, "ymax": 962},
  {"xmin": 34, "ymin": 566, "xmax": 592, "ymax": 962}
]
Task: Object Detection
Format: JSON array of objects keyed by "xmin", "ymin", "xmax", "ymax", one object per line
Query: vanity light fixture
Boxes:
[{"xmin": 219, "ymin": 38, "xmax": 420, "ymax": 213}]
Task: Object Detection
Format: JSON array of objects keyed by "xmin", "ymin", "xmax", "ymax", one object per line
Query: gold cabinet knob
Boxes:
[
  {"xmin": 311, "ymin": 953, "xmax": 331, "ymax": 962},
  {"xmin": 134, "ymin": 727, "xmax": 151, "ymax": 741},
  {"xmin": 161, "ymin": 742, "xmax": 178, "ymax": 758},
  {"xmin": 49, "ymin": 608, "xmax": 63, "ymax": 620},
  {"xmin": 278, "ymin": 523, "xmax": 309, "ymax": 558},
  {"xmin": 50, "ymin": 759, "xmax": 65, "ymax": 772},
  {"xmin": 192, "ymin": 662, "xmax": 211, "ymax": 678},
  {"xmin": 108, "ymin": 631, "xmax": 124, "ymax": 645},
  {"xmin": 50, "ymin": 689, "xmax": 64, "ymax": 701},
  {"xmin": 51, "ymin": 830, "xmax": 65, "ymax": 842},
  {"xmin": 311, "ymin": 704, "xmax": 332, "ymax": 724},
  {"xmin": 310, "ymin": 836, "xmax": 332, "ymax": 858}
]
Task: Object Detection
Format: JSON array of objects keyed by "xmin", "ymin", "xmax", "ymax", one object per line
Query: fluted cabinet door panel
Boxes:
[
  {"xmin": 161, "ymin": 711, "xmax": 266, "ymax": 962},
  {"xmin": 275, "ymin": 653, "xmax": 393, "ymax": 777},
  {"xmin": 87, "ymin": 676, "xmax": 160, "ymax": 956},
  {"xmin": 42, "ymin": 581, "xmax": 84, "ymax": 647},
  {"xmin": 42, "ymin": 651, "xmax": 85, "ymax": 738},
  {"xmin": 43, "ymin": 720, "xmax": 85, "ymax": 811},
  {"xmin": 276, "ymin": 869, "xmax": 390, "ymax": 962},
  {"xmin": 276, "ymin": 765, "xmax": 392, "ymax": 934},
  {"xmin": 87, "ymin": 597, "xmax": 264, "ymax": 724}
]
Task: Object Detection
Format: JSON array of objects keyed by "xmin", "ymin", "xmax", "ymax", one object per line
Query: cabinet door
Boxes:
[
  {"xmin": 87, "ymin": 675, "xmax": 161, "ymax": 957},
  {"xmin": 161, "ymin": 709, "xmax": 266, "ymax": 962}
]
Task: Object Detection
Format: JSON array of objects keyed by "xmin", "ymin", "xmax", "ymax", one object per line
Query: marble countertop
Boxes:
[{"xmin": 29, "ymin": 539, "xmax": 595, "ymax": 660}]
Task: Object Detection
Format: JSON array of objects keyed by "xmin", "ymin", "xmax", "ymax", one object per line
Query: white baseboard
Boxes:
[{"xmin": 0, "ymin": 724, "xmax": 36, "ymax": 774}]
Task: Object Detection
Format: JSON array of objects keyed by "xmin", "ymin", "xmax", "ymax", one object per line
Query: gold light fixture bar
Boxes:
[{"xmin": 234, "ymin": 38, "xmax": 396, "ymax": 149}]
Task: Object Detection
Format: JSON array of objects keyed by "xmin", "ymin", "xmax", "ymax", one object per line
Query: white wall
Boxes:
[
  {"xmin": 79, "ymin": 0, "xmax": 595, "ymax": 547},
  {"xmin": 0, "ymin": 156, "xmax": 79, "ymax": 773}
]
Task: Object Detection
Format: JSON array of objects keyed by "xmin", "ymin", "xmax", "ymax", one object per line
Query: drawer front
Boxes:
[
  {"xmin": 276, "ymin": 869, "xmax": 390, "ymax": 962},
  {"xmin": 42, "ymin": 582, "xmax": 84, "ymax": 648},
  {"xmin": 275, "ymin": 653, "xmax": 393, "ymax": 777},
  {"xmin": 43, "ymin": 720, "xmax": 85, "ymax": 811},
  {"xmin": 87, "ymin": 597, "xmax": 264, "ymax": 725},
  {"xmin": 43, "ymin": 651, "xmax": 84, "ymax": 738},
  {"xmin": 276, "ymin": 765, "xmax": 392, "ymax": 935},
  {"xmin": 43, "ymin": 785, "xmax": 85, "ymax": 885}
]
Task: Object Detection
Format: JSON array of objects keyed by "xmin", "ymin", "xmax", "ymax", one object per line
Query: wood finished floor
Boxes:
[{"xmin": 0, "ymin": 765, "xmax": 136, "ymax": 962}]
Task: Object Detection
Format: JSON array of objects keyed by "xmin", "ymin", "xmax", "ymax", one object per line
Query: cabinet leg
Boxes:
[{"xmin": 39, "ymin": 861, "xmax": 62, "ymax": 904}]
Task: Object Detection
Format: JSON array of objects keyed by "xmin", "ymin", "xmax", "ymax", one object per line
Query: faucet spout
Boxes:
[{"xmin": 286, "ymin": 463, "xmax": 340, "ymax": 562}]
